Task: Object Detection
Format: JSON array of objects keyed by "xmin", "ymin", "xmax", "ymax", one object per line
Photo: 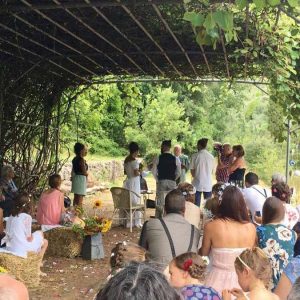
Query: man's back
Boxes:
[
  {"xmin": 140, "ymin": 213, "xmax": 200, "ymax": 264},
  {"xmin": 243, "ymin": 185, "xmax": 271, "ymax": 221},
  {"xmin": 191, "ymin": 149, "xmax": 214, "ymax": 192}
]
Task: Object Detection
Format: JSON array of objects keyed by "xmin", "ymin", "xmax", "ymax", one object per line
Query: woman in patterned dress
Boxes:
[{"xmin": 257, "ymin": 197, "xmax": 297, "ymax": 290}]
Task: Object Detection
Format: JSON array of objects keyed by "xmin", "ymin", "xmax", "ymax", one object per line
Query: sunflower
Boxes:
[
  {"xmin": 101, "ymin": 219, "xmax": 112, "ymax": 233},
  {"xmin": 93, "ymin": 200, "xmax": 102, "ymax": 209}
]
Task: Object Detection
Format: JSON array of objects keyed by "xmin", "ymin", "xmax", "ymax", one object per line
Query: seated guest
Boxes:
[
  {"xmin": 0, "ymin": 274, "xmax": 29, "ymax": 300},
  {"xmin": 287, "ymin": 277, "xmax": 300, "ymax": 300},
  {"xmin": 37, "ymin": 174, "xmax": 65, "ymax": 225},
  {"xmin": 199, "ymin": 186, "xmax": 256, "ymax": 296},
  {"xmin": 274, "ymin": 255, "xmax": 300, "ymax": 300},
  {"xmin": 0, "ymin": 208, "xmax": 4, "ymax": 246},
  {"xmin": 257, "ymin": 197, "xmax": 297, "ymax": 290},
  {"xmin": 177, "ymin": 182, "xmax": 200, "ymax": 229},
  {"xmin": 169, "ymin": 252, "xmax": 221, "ymax": 300},
  {"xmin": 139, "ymin": 189, "xmax": 200, "ymax": 265},
  {"xmin": 272, "ymin": 183, "xmax": 299, "ymax": 230},
  {"xmin": 0, "ymin": 165, "xmax": 18, "ymax": 217},
  {"xmin": 2, "ymin": 193, "xmax": 48, "ymax": 267},
  {"xmin": 243, "ymin": 172, "xmax": 271, "ymax": 223},
  {"xmin": 97, "ymin": 262, "xmax": 181, "ymax": 300},
  {"xmin": 222, "ymin": 248, "xmax": 279, "ymax": 300}
]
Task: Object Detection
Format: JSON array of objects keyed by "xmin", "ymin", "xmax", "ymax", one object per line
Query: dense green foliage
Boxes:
[{"xmin": 61, "ymin": 82, "xmax": 286, "ymax": 181}]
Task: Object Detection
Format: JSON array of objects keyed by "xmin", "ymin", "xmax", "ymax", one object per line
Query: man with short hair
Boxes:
[
  {"xmin": 243, "ymin": 172, "xmax": 271, "ymax": 223},
  {"xmin": 152, "ymin": 140, "xmax": 181, "ymax": 217},
  {"xmin": 190, "ymin": 138, "xmax": 214, "ymax": 207},
  {"xmin": 139, "ymin": 189, "xmax": 200, "ymax": 264}
]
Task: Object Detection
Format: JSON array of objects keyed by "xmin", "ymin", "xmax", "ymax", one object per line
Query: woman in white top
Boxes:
[
  {"xmin": 2, "ymin": 193, "xmax": 48, "ymax": 265},
  {"xmin": 199, "ymin": 186, "xmax": 256, "ymax": 298},
  {"xmin": 123, "ymin": 142, "xmax": 142, "ymax": 228},
  {"xmin": 271, "ymin": 182, "xmax": 299, "ymax": 230}
]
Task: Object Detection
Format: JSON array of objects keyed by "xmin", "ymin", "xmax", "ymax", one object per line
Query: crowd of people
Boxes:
[{"xmin": 0, "ymin": 138, "xmax": 300, "ymax": 300}]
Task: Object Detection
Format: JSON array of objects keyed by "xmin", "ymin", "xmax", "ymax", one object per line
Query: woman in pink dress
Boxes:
[
  {"xmin": 37, "ymin": 174, "xmax": 65, "ymax": 225},
  {"xmin": 199, "ymin": 186, "xmax": 256, "ymax": 297}
]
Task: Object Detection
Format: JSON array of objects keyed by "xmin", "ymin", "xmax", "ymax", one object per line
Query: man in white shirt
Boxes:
[
  {"xmin": 190, "ymin": 138, "xmax": 214, "ymax": 207},
  {"xmin": 243, "ymin": 172, "xmax": 271, "ymax": 222},
  {"xmin": 152, "ymin": 140, "xmax": 181, "ymax": 217}
]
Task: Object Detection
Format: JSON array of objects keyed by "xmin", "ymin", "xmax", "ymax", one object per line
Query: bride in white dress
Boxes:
[{"xmin": 123, "ymin": 142, "xmax": 142, "ymax": 228}]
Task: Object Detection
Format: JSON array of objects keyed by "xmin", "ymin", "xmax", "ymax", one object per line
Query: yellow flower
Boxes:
[
  {"xmin": 93, "ymin": 200, "xmax": 102, "ymax": 209},
  {"xmin": 101, "ymin": 219, "xmax": 112, "ymax": 233},
  {"xmin": 0, "ymin": 266, "xmax": 7, "ymax": 273}
]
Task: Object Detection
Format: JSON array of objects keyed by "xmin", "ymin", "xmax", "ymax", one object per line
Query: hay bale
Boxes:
[
  {"xmin": 0, "ymin": 252, "xmax": 42, "ymax": 288},
  {"xmin": 44, "ymin": 227, "xmax": 83, "ymax": 258}
]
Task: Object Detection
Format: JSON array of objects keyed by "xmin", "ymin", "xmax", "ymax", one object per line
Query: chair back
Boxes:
[{"xmin": 110, "ymin": 187, "xmax": 132, "ymax": 209}]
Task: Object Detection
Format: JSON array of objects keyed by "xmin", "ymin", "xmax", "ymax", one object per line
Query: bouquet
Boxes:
[{"xmin": 72, "ymin": 200, "xmax": 112, "ymax": 237}]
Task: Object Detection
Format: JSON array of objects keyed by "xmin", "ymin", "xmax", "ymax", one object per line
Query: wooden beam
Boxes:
[
  {"xmin": 151, "ymin": 3, "xmax": 197, "ymax": 76},
  {"xmin": 84, "ymin": 0, "xmax": 165, "ymax": 76},
  {"xmin": 53, "ymin": 0, "xmax": 145, "ymax": 74},
  {"xmin": 117, "ymin": 0, "xmax": 182, "ymax": 77}
]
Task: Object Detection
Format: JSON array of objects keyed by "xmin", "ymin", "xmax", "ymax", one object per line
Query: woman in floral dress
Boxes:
[{"xmin": 257, "ymin": 197, "xmax": 297, "ymax": 290}]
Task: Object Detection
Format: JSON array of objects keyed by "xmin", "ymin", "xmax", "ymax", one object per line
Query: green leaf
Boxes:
[
  {"xmin": 287, "ymin": 0, "xmax": 299, "ymax": 7},
  {"xmin": 183, "ymin": 12, "xmax": 205, "ymax": 27},
  {"xmin": 203, "ymin": 12, "xmax": 216, "ymax": 31},
  {"xmin": 213, "ymin": 11, "xmax": 233, "ymax": 31},
  {"xmin": 235, "ymin": 0, "xmax": 248, "ymax": 9},
  {"xmin": 183, "ymin": 0, "xmax": 191, "ymax": 3},
  {"xmin": 245, "ymin": 38, "xmax": 253, "ymax": 46},
  {"xmin": 253, "ymin": 0, "xmax": 267, "ymax": 9},
  {"xmin": 267, "ymin": 0, "xmax": 280, "ymax": 6},
  {"xmin": 196, "ymin": 28, "xmax": 213, "ymax": 46},
  {"xmin": 207, "ymin": 28, "xmax": 220, "ymax": 39}
]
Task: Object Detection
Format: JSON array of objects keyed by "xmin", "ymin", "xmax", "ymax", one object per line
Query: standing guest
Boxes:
[
  {"xmin": 222, "ymin": 248, "xmax": 279, "ymax": 300},
  {"xmin": 0, "ymin": 165, "xmax": 18, "ymax": 217},
  {"xmin": 177, "ymin": 182, "xmax": 200, "ymax": 229},
  {"xmin": 214, "ymin": 142, "xmax": 232, "ymax": 183},
  {"xmin": 0, "ymin": 274, "xmax": 29, "ymax": 300},
  {"xmin": 152, "ymin": 140, "xmax": 181, "ymax": 218},
  {"xmin": 272, "ymin": 183, "xmax": 299, "ymax": 230},
  {"xmin": 257, "ymin": 197, "xmax": 297, "ymax": 290},
  {"xmin": 169, "ymin": 252, "xmax": 221, "ymax": 300},
  {"xmin": 97, "ymin": 262, "xmax": 182, "ymax": 300},
  {"xmin": 243, "ymin": 172, "xmax": 271, "ymax": 223},
  {"xmin": 275, "ymin": 255, "xmax": 300, "ymax": 300},
  {"xmin": 71, "ymin": 142, "xmax": 88, "ymax": 207},
  {"xmin": 37, "ymin": 174, "xmax": 65, "ymax": 225},
  {"xmin": 199, "ymin": 186, "xmax": 256, "ymax": 296},
  {"xmin": 1, "ymin": 193, "xmax": 48, "ymax": 266},
  {"xmin": 123, "ymin": 142, "xmax": 142, "ymax": 228},
  {"xmin": 190, "ymin": 138, "xmax": 214, "ymax": 207},
  {"xmin": 139, "ymin": 189, "xmax": 200, "ymax": 265},
  {"xmin": 228, "ymin": 145, "xmax": 246, "ymax": 188},
  {"xmin": 174, "ymin": 145, "xmax": 190, "ymax": 184}
]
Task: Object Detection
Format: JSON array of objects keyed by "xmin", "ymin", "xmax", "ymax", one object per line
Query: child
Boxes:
[
  {"xmin": 2, "ymin": 193, "xmax": 48, "ymax": 269},
  {"xmin": 222, "ymin": 247, "xmax": 279, "ymax": 300},
  {"xmin": 169, "ymin": 252, "xmax": 221, "ymax": 300}
]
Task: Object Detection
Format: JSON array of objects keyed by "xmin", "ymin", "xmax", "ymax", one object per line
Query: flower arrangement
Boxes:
[{"xmin": 72, "ymin": 200, "xmax": 112, "ymax": 237}]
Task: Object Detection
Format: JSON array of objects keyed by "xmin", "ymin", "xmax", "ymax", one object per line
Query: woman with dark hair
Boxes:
[
  {"xmin": 97, "ymin": 262, "xmax": 181, "ymax": 300},
  {"xmin": 228, "ymin": 145, "xmax": 246, "ymax": 188},
  {"xmin": 123, "ymin": 142, "xmax": 142, "ymax": 228},
  {"xmin": 272, "ymin": 182, "xmax": 299, "ymax": 230},
  {"xmin": 257, "ymin": 196, "xmax": 297, "ymax": 290},
  {"xmin": 71, "ymin": 142, "xmax": 88, "ymax": 207},
  {"xmin": 199, "ymin": 186, "xmax": 256, "ymax": 296}
]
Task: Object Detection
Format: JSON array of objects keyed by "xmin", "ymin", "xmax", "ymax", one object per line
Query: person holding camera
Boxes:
[{"xmin": 214, "ymin": 142, "xmax": 232, "ymax": 183}]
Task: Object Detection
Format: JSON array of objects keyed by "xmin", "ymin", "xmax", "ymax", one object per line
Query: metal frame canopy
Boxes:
[{"xmin": 0, "ymin": 0, "xmax": 270, "ymax": 84}]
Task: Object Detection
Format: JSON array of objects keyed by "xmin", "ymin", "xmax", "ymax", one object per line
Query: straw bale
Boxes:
[
  {"xmin": 44, "ymin": 227, "xmax": 83, "ymax": 258},
  {"xmin": 0, "ymin": 252, "xmax": 42, "ymax": 288}
]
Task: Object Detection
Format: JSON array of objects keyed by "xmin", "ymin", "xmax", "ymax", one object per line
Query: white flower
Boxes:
[
  {"xmin": 265, "ymin": 239, "xmax": 280, "ymax": 256},
  {"xmin": 276, "ymin": 226, "xmax": 292, "ymax": 241},
  {"xmin": 278, "ymin": 249, "xmax": 289, "ymax": 264}
]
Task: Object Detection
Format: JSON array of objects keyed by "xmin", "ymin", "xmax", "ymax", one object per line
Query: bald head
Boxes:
[
  {"xmin": 173, "ymin": 145, "xmax": 182, "ymax": 157},
  {"xmin": 165, "ymin": 189, "xmax": 185, "ymax": 215}
]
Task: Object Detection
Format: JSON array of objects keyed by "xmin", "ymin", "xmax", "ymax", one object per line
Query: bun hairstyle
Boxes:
[
  {"xmin": 271, "ymin": 182, "xmax": 291, "ymax": 204},
  {"xmin": 11, "ymin": 192, "xmax": 31, "ymax": 216},
  {"xmin": 173, "ymin": 252, "xmax": 207, "ymax": 281},
  {"xmin": 235, "ymin": 247, "xmax": 272, "ymax": 289},
  {"xmin": 110, "ymin": 242, "xmax": 147, "ymax": 270},
  {"xmin": 177, "ymin": 182, "xmax": 196, "ymax": 203}
]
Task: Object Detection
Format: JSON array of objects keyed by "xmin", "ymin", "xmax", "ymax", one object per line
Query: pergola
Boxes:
[{"xmin": 0, "ymin": 0, "xmax": 298, "ymax": 189}]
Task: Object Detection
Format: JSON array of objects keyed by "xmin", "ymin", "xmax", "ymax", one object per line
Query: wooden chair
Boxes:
[{"xmin": 110, "ymin": 187, "xmax": 146, "ymax": 232}]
